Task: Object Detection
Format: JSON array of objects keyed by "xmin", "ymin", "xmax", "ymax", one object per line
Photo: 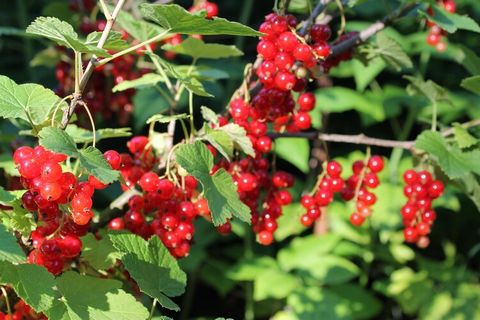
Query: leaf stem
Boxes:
[
  {"xmin": 148, "ymin": 298, "xmax": 157, "ymax": 320},
  {"xmin": 431, "ymin": 102, "xmax": 438, "ymax": 132},
  {"xmin": 188, "ymin": 91, "xmax": 195, "ymax": 139},
  {"xmin": 147, "ymin": 46, "xmax": 174, "ymax": 92},
  {"xmin": 79, "ymin": 101, "xmax": 97, "ymax": 148},
  {"xmin": 95, "ymin": 29, "xmax": 171, "ymax": 69},
  {"xmin": 1, "ymin": 287, "xmax": 12, "ymax": 318}
]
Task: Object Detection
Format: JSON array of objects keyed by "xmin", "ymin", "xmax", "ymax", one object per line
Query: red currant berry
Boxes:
[
  {"xmin": 367, "ymin": 155, "xmax": 384, "ymax": 173},
  {"xmin": 350, "ymin": 213, "xmax": 365, "ymax": 226},
  {"xmin": 257, "ymin": 230, "xmax": 274, "ymax": 245},
  {"xmin": 139, "ymin": 172, "xmax": 159, "ymax": 192}
]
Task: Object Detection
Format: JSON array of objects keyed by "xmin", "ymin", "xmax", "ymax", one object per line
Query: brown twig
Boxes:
[
  {"xmin": 61, "ymin": 0, "xmax": 126, "ymax": 128},
  {"xmin": 328, "ymin": 2, "xmax": 419, "ymax": 60}
]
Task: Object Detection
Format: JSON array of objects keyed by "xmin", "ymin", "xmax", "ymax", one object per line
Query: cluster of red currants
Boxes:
[
  {"xmin": 107, "ymin": 136, "xmax": 203, "ymax": 258},
  {"xmin": 13, "ymin": 145, "xmax": 120, "ymax": 275},
  {"xmin": 401, "ymin": 169, "xmax": 444, "ymax": 248},
  {"xmin": 213, "ymin": 152, "xmax": 295, "ymax": 245},
  {"xmin": 0, "ymin": 298, "xmax": 45, "ymax": 320},
  {"xmin": 299, "ymin": 160, "xmax": 344, "ymax": 227},
  {"xmin": 342, "ymin": 156, "xmax": 384, "ymax": 226},
  {"xmin": 426, "ymin": 0, "xmax": 456, "ymax": 52}
]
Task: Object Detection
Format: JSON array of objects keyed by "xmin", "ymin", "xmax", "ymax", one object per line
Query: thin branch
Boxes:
[
  {"xmin": 299, "ymin": 0, "xmax": 333, "ymax": 36},
  {"xmin": 269, "ymin": 132, "xmax": 415, "ymax": 149},
  {"xmin": 328, "ymin": 1, "xmax": 419, "ymax": 59},
  {"xmin": 61, "ymin": 0, "xmax": 126, "ymax": 127}
]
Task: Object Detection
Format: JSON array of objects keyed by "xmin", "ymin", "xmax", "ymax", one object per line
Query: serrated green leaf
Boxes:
[
  {"xmin": 175, "ymin": 65, "xmax": 229, "ymax": 81},
  {"xmin": 45, "ymin": 271, "xmax": 149, "ymax": 320},
  {"xmin": 275, "ymin": 138, "xmax": 309, "ymax": 173},
  {"xmin": 217, "ymin": 123, "xmax": 255, "ymax": 157},
  {"xmin": 175, "ymin": 142, "xmax": 251, "ymax": 225},
  {"xmin": 0, "ymin": 75, "xmax": 65, "ymax": 126},
  {"xmin": 0, "ymin": 186, "xmax": 16, "ymax": 204},
  {"xmin": 65, "ymin": 125, "xmax": 132, "ymax": 144},
  {"xmin": 147, "ymin": 113, "xmax": 189, "ymax": 124},
  {"xmin": 113, "ymin": 74, "xmax": 165, "ymax": 92},
  {"xmin": 0, "ymin": 201, "xmax": 36, "ymax": 236},
  {"xmin": 140, "ymin": 3, "xmax": 261, "ymax": 36},
  {"xmin": 26, "ymin": 17, "xmax": 110, "ymax": 57},
  {"xmin": 115, "ymin": 7, "xmax": 170, "ymax": 42},
  {"xmin": 0, "ymin": 261, "xmax": 55, "ymax": 312},
  {"xmin": 109, "ymin": 233, "xmax": 186, "ymax": 311},
  {"xmin": 30, "ymin": 47, "xmax": 62, "ymax": 67},
  {"xmin": 374, "ymin": 32, "xmax": 413, "ymax": 71},
  {"xmin": 203, "ymin": 125, "xmax": 234, "ymax": 160},
  {"xmin": 80, "ymin": 234, "xmax": 121, "ymax": 270},
  {"xmin": 162, "ymin": 37, "xmax": 243, "ymax": 60},
  {"xmin": 419, "ymin": 5, "xmax": 480, "ymax": 34},
  {"xmin": 85, "ymin": 31, "xmax": 128, "ymax": 50},
  {"xmin": 78, "ymin": 147, "xmax": 119, "ymax": 184},
  {"xmin": 0, "ymin": 224, "xmax": 25, "ymax": 263},
  {"xmin": 461, "ymin": 75, "xmax": 480, "ymax": 95},
  {"xmin": 39, "ymin": 127, "xmax": 78, "ymax": 156},
  {"xmin": 453, "ymin": 123, "xmax": 478, "ymax": 148},
  {"xmin": 200, "ymin": 106, "xmax": 219, "ymax": 125},
  {"xmin": 415, "ymin": 131, "xmax": 480, "ymax": 179},
  {"xmin": 404, "ymin": 75, "xmax": 450, "ymax": 105}
]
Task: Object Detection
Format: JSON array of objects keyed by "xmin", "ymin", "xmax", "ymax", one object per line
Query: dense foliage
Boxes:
[{"xmin": 0, "ymin": 0, "xmax": 480, "ymax": 319}]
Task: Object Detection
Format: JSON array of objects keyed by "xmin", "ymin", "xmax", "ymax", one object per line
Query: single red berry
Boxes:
[
  {"xmin": 58, "ymin": 235, "xmax": 82, "ymax": 258},
  {"xmin": 257, "ymin": 40, "xmax": 277, "ymax": 59},
  {"xmin": 403, "ymin": 169, "xmax": 418, "ymax": 185},
  {"xmin": 257, "ymin": 230, "xmax": 274, "ymax": 245},
  {"xmin": 301, "ymin": 195, "xmax": 315, "ymax": 208},
  {"xmin": 350, "ymin": 213, "xmax": 365, "ymax": 226},
  {"xmin": 139, "ymin": 172, "xmax": 159, "ymax": 192},
  {"xmin": 274, "ymin": 71, "xmax": 296, "ymax": 91},
  {"xmin": 292, "ymin": 112, "xmax": 312, "ymax": 130},
  {"xmin": 40, "ymin": 182, "xmax": 62, "ymax": 201},
  {"xmin": 367, "ymin": 155, "xmax": 384, "ymax": 173},
  {"xmin": 427, "ymin": 33, "xmax": 441, "ymax": 46},
  {"xmin": 300, "ymin": 214, "xmax": 313, "ymax": 227},
  {"xmin": 310, "ymin": 24, "xmax": 331, "ymax": 42},
  {"xmin": 297, "ymin": 92, "xmax": 316, "ymax": 111},
  {"xmin": 293, "ymin": 44, "xmax": 314, "ymax": 62},
  {"xmin": 326, "ymin": 161, "xmax": 342, "ymax": 177},
  {"xmin": 13, "ymin": 146, "xmax": 33, "ymax": 165},
  {"xmin": 363, "ymin": 173, "xmax": 380, "ymax": 188},
  {"xmin": 255, "ymin": 136, "xmax": 273, "ymax": 154},
  {"xmin": 404, "ymin": 226, "xmax": 419, "ymax": 243},
  {"xmin": 428, "ymin": 180, "xmax": 444, "ymax": 199},
  {"xmin": 108, "ymin": 217, "xmax": 125, "ymax": 230},
  {"xmin": 276, "ymin": 32, "xmax": 299, "ymax": 52},
  {"xmin": 217, "ymin": 221, "xmax": 232, "ymax": 235},
  {"xmin": 104, "ymin": 150, "xmax": 121, "ymax": 170},
  {"xmin": 313, "ymin": 42, "xmax": 331, "ymax": 58},
  {"xmin": 88, "ymin": 175, "xmax": 108, "ymax": 190}
]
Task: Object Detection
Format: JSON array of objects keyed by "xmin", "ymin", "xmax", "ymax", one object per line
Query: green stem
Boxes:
[
  {"xmin": 148, "ymin": 298, "xmax": 157, "ymax": 320},
  {"xmin": 74, "ymin": 52, "xmax": 81, "ymax": 94},
  {"xmin": 1, "ymin": 287, "xmax": 12, "ymax": 318},
  {"xmin": 97, "ymin": 29, "xmax": 171, "ymax": 67},
  {"xmin": 244, "ymin": 225, "xmax": 254, "ymax": 320},
  {"xmin": 147, "ymin": 46, "xmax": 174, "ymax": 92},
  {"xmin": 154, "ymin": 84, "xmax": 174, "ymax": 105},
  {"xmin": 431, "ymin": 102, "xmax": 438, "ymax": 132},
  {"xmin": 188, "ymin": 92, "xmax": 195, "ymax": 138}
]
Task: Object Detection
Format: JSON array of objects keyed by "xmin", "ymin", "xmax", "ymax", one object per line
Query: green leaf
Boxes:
[
  {"xmin": 216, "ymin": 123, "xmax": 255, "ymax": 157},
  {"xmin": 78, "ymin": 147, "xmax": 119, "ymax": 184},
  {"xmin": 0, "ymin": 224, "xmax": 25, "ymax": 263},
  {"xmin": 452, "ymin": 45, "xmax": 480, "ymax": 76},
  {"xmin": 30, "ymin": 47, "xmax": 62, "ymax": 67},
  {"xmin": 287, "ymin": 287, "xmax": 349, "ymax": 319},
  {"xmin": 140, "ymin": 4, "xmax": 262, "ymax": 36},
  {"xmin": 0, "ymin": 75, "xmax": 65, "ymax": 126},
  {"xmin": 176, "ymin": 65, "xmax": 229, "ymax": 81},
  {"xmin": 274, "ymin": 203, "xmax": 305, "ymax": 241},
  {"xmin": 45, "ymin": 271, "xmax": 149, "ymax": 320},
  {"xmin": 113, "ymin": 74, "xmax": 165, "ymax": 92},
  {"xmin": 162, "ymin": 37, "xmax": 243, "ymax": 60},
  {"xmin": 404, "ymin": 75, "xmax": 450, "ymax": 105},
  {"xmin": 373, "ymin": 32, "xmax": 413, "ymax": 71},
  {"xmin": 458, "ymin": 173, "xmax": 480, "ymax": 212},
  {"xmin": 415, "ymin": 131, "xmax": 480, "ymax": 179},
  {"xmin": 419, "ymin": 5, "xmax": 480, "ymax": 34},
  {"xmin": 453, "ymin": 123, "xmax": 478, "ymax": 148},
  {"xmin": 175, "ymin": 142, "xmax": 251, "ymax": 225},
  {"xmin": 0, "ymin": 154, "xmax": 19, "ymax": 177},
  {"xmin": 330, "ymin": 284, "xmax": 382, "ymax": 319},
  {"xmin": 288, "ymin": 0, "xmax": 311, "ymax": 13},
  {"xmin": 228, "ymin": 257, "xmax": 278, "ymax": 281},
  {"xmin": 0, "ymin": 186, "xmax": 16, "ymax": 204},
  {"xmin": 85, "ymin": 31, "xmax": 128, "ymax": 50},
  {"xmin": 275, "ymin": 138, "xmax": 309, "ymax": 173},
  {"xmin": 80, "ymin": 234, "xmax": 121, "ymax": 270},
  {"xmin": 278, "ymin": 234, "xmax": 341, "ymax": 271},
  {"xmin": 200, "ymin": 106, "xmax": 219, "ymax": 124},
  {"xmin": 109, "ymin": 233, "xmax": 187, "ymax": 311},
  {"xmin": 38, "ymin": 127, "xmax": 78, "ymax": 156},
  {"xmin": 461, "ymin": 75, "xmax": 480, "ymax": 95},
  {"xmin": 0, "ymin": 261, "xmax": 56, "ymax": 312},
  {"xmin": 203, "ymin": 126, "xmax": 234, "ymax": 160},
  {"xmin": 147, "ymin": 113, "xmax": 189, "ymax": 124},
  {"xmin": 314, "ymin": 87, "xmax": 385, "ymax": 121},
  {"xmin": 115, "ymin": 8, "xmax": 170, "ymax": 42},
  {"xmin": 26, "ymin": 17, "xmax": 110, "ymax": 57},
  {"xmin": 0, "ymin": 201, "xmax": 36, "ymax": 236},
  {"xmin": 254, "ymin": 269, "xmax": 298, "ymax": 301},
  {"xmin": 65, "ymin": 125, "xmax": 132, "ymax": 144}
]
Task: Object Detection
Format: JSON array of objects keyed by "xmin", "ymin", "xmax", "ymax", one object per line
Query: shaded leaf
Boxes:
[
  {"xmin": 113, "ymin": 74, "xmax": 165, "ymax": 92},
  {"xmin": 0, "ymin": 224, "xmax": 25, "ymax": 263},
  {"xmin": 162, "ymin": 37, "xmax": 243, "ymax": 60}
]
